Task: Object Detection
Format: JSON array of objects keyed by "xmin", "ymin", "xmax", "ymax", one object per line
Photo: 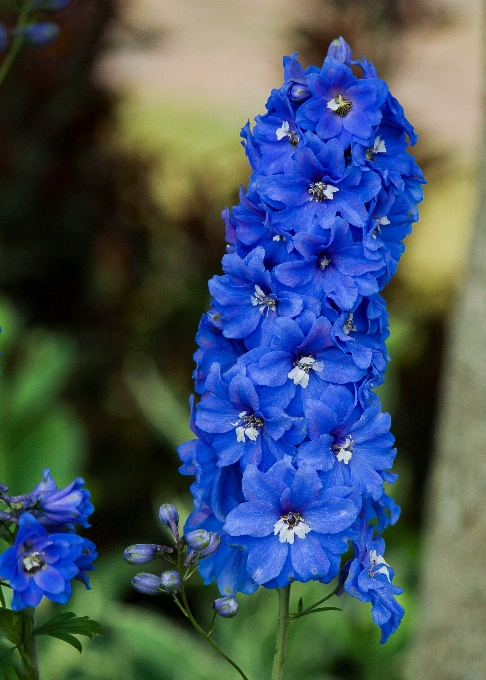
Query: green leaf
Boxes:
[
  {"xmin": 0, "ymin": 647, "xmax": 17, "ymax": 675},
  {"xmin": 297, "ymin": 597, "xmax": 303, "ymax": 614},
  {"xmin": 302, "ymin": 607, "xmax": 342, "ymax": 615},
  {"xmin": 32, "ymin": 612, "xmax": 101, "ymax": 653},
  {"xmin": 0, "ymin": 609, "xmax": 22, "ymax": 646}
]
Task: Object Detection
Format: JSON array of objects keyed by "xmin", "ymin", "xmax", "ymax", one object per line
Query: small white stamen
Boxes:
[
  {"xmin": 373, "ymin": 136, "xmax": 386, "ymax": 154},
  {"xmin": 272, "ymin": 234, "xmax": 287, "ymax": 242},
  {"xmin": 22, "ymin": 552, "xmax": 45, "ymax": 574},
  {"xmin": 369, "ymin": 549, "xmax": 391, "ymax": 580},
  {"xmin": 327, "ymin": 94, "xmax": 353, "ymax": 116},
  {"xmin": 276, "ymin": 120, "xmax": 299, "ymax": 146},
  {"xmin": 274, "ymin": 513, "xmax": 311, "ymax": 544},
  {"xmin": 365, "ymin": 136, "xmax": 387, "ymax": 161},
  {"xmin": 371, "ymin": 216, "xmax": 390, "ymax": 238},
  {"xmin": 308, "ymin": 181, "xmax": 339, "ymax": 202},
  {"xmin": 343, "ymin": 313, "xmax": 356, "ymax": 335},
  {"xmin": 251, "ymin": 285, "xmax": 277, "ymax": 315},
  {"xmin": 332, "ymin": 437, "xmax": 354, "ymax": 464},
  {"xmin": 288, "ymin": 356, "xmax": 323, "ymax": 388},
  {"xmin": 276, "ymin": 121, "xmax": 290, "ymax": 140},
  {"xmin": 233, "ymin": 413, "xmax": 264, "ymax": 442}
]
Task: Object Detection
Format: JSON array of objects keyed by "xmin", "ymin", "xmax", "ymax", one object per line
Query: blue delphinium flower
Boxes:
[
  {"xmin": 343, "ymin": 518, "xmax": 404, "ymax": 643},
  {"xmin": 20, "ymin": 468, "xmax": 94, "ymax": 529},
  {"xmin": 224, "ymin": 457, "xmax": 359, "ymax": 587},
  {"xmin": 0, "ymin": 513, "xmax": 86, "ymax": 610},
  {"xmin": 178, "ymin": 36, "xmax": 425, "ymax": 643}
]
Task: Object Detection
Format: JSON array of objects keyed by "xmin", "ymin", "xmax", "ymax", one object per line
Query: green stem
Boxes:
[
  {"xmin": 289, "ymin": 583, "xmax": 341, "ymax": 622},
  {"xmin": 176, "ymin": 548, "xmax": 250, "ymax": 680},
  {"xmin": 0, "ymin": 0, "xmax": 33, "ymax": 88},
  {"xmin": 271, "ymin": 585, "xmax": 291, "ymax": 680},
  {"xmin": 21, "ymin": 607, "xmax": 39, "ymax": 680}
]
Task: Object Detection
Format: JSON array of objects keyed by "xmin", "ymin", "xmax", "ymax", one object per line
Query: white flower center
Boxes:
[
  {"xmin": 272, "ymin": 234, "xmax": 287, "ymax": 242},
  {"xmin": 327, "ymin": 94, "xmax": 353, "ymax": 117},
  {"xmin": 22, "ymin": 551, "xmax": 45, "ymax": 574},
  {"xmin": 332, "ymin": 437, "xmax": 354, "ymax": 464},
  {"xmin": 251, "ymin": 285, "xmax": 277, "ymax": 315},
  {"xmin": 343, "ymin": 313, "xmax": 356, "ymax": 335},
  {"xmin": 231, "ymin": 411, "xmax": 264, "ymax": 442},
  {"xmin": 274, "ymin": 512, "xmax": 311, "ymax": 544},
  {"xmin": 275, "ymin": 121, "xmax": 299, "ymax": 146},
  {"xmin": 365, "ymin": 135, "xmax": 387, "ymax": 161},
  {"xmin": 288, "ymin": 356, "xmax": 324, "ymax": 388},
  {"xmin": 308, "ymin": 181, "xmax": 339, "ymax": 202},
  {"xmin": 369, "ymin": 549, "xmax": 391, "ymax": 580},
  {"xmin": 371, "ymin": 215, "xmax": 390, "ymax": 238}
]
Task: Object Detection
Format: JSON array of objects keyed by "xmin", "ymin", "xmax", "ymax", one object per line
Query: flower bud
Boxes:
[
  {"xmin": 132, "ymin": 572, "xmax": 162, "ymax": 595},
  {"xmin": 123, "ymin": 543, "xmax": 172, "ymax": 565},
  {"xmin": 212, "ymin": 597, "xmax": 239, "ymax": 618},
  {"xmin": 184, "ymin": 529, "xmax": 211, "ymax": 551},
  {"xmin": 327, "ymin": 36, "xmax": 352, "ymax": 66},
  {"xmin": 17, "ymin": 22, "xmax": 60, "ymax": 47},
  {"xmin": 197, "ymin": 532, "xmax": 221, "ymax": 559},
  {"xmin": 158, "ymin": 504, "xmax": 180, "ymax": 539},
  {"xmin": 288, "ymin": 82, "xmax": 311, "ymax": 106},
  {"xmin": 160, "ymin": 570, "xmax": 180, "ymax": 594}
]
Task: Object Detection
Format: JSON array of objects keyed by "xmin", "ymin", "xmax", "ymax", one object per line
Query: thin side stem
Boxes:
[
  {"xmin": 177, "ymin": 549, "xmax": 250, "ymax": 680},
  {"xmin": 0, "ymin": 0, "xmax": 33, "ymax": 88},
  {"xmin": 21, "ymin": 607, "xmax": 39, "ymax": 680},
  {"xmin": 271, "ymin": 585, "xmax": 291, "ymax": 680},
  {"xmin": 289, "ymin": 583, "xmax": 341, "ymax": 622}
]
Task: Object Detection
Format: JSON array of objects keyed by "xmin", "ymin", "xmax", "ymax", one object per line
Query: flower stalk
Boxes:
[
  {"xmin": 21, "ymin": 607, "xmax": 39, "ymax": 680},
  {"xmin": 271, "ymin": 585, "xmax": 291, "ymax": 680}
]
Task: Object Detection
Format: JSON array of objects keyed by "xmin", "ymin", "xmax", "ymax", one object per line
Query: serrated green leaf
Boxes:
[
  {"xmin": 297, "ymin": 597, "xmax": 303, "ymax": 614},
  {"xmin": 0, "ymin": 609, "xmax": 22, "ymax": 646},
  {"xmin": 32, "ymin": 612, "xmax": 101, "ymax": 652},
  {"xmin": 0, "ymin": 646, "xmax": 17, "ymax": 675}
]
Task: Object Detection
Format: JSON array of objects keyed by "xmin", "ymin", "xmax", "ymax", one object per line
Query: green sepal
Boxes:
[
  {"xmin": 0, "ymin": 609, "xmax": 22, "ymax": 646},
  {"xmin": 297, "ymin": 597, "xmax": 303, "ymax": 614},
  {"xmin": 0, "ymin": 647, "xmax": 18, "ymax": 676},
  {"xmin": 32, "ymin": 612, "xmax": 101, "ymax": 654}
]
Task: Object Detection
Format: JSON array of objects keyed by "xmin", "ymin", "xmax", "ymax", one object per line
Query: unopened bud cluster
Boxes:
[{"xmin": 125, "ymin": 503, "xmax": 224, "ymax": 605}]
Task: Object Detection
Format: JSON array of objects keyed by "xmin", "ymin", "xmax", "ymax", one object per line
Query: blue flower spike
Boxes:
[{"xmin": 176, "ymin": 35, "xmax": 424, "ymax": 644}]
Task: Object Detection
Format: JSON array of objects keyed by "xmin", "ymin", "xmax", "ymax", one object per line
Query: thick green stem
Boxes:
[
  {"xmin": 21, "ymin": 607, "xmax": 39, "ymax": 680},
  {"xmin": 271, "ymin": 585, "xmax": 291, "ymax": 680},
  {"xmin": 0, "ymin": 0, "xmax": 33, "ymax": 88}
]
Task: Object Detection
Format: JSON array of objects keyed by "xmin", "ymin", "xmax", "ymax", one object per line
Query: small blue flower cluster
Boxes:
[
  {"xmin": 0, "ymin": 0, "xmax": 73, "ymax": 52},
  {"xmin": 179, "ymin": 37, "xmax": 424, "ymax": 642},
  {"xmin": 0, "ymin": 469, "xmax": 96, "ymax": 610}
]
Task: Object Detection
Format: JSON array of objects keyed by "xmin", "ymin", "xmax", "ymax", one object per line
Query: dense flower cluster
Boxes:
[
  {"xmin": 179, "ymin": 37, "xmax": 424, "ymax": 642},
  {"xmin": 0, "ymin": 469, "xmax": 96, "ymax": 610}
]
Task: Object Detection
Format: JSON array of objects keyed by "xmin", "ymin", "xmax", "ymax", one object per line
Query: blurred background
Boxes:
[{"xmin": 0, "ymin": 0, "xmax": 482, "ymax": 678}]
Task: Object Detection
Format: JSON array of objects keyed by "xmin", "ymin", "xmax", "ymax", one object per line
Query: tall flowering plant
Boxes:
[{"xmin": 126, "ymin": 37, "xmax": 425, "ymax": 679}]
